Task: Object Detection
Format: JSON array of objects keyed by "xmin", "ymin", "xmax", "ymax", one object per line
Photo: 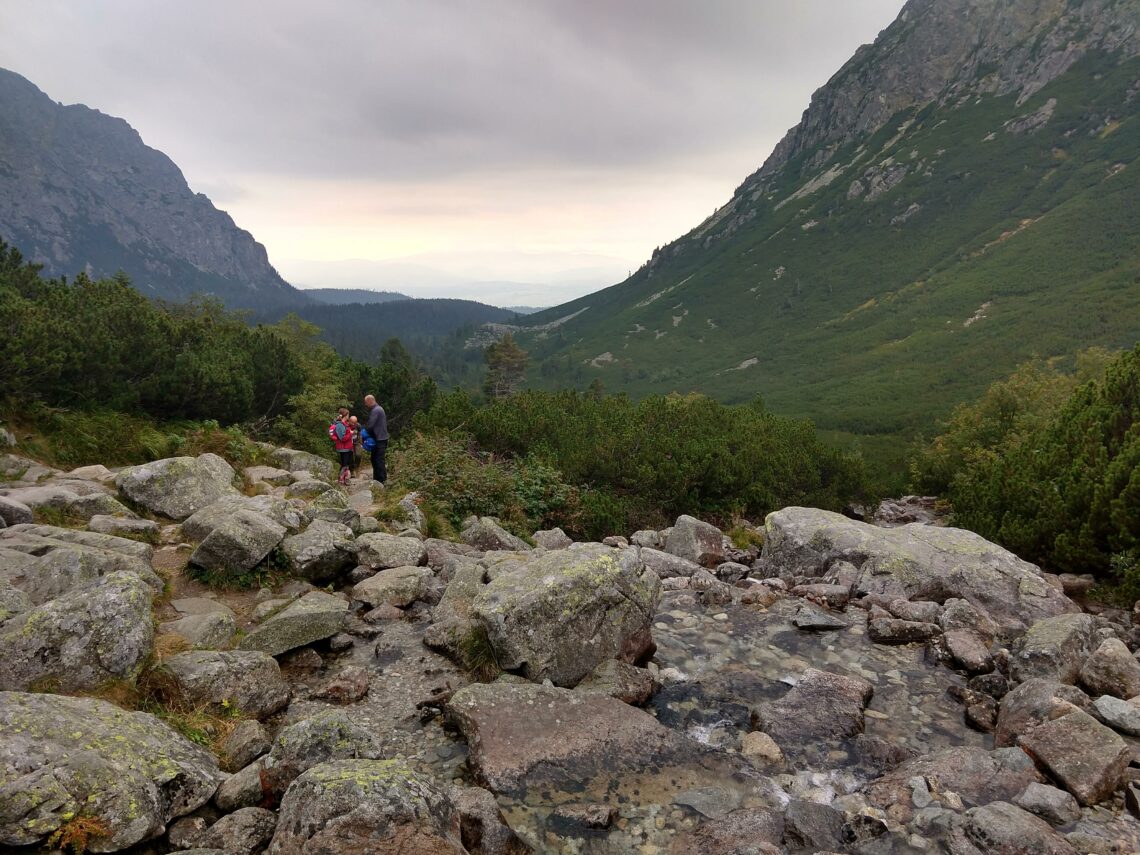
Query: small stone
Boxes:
[
  {"xmin": 552, "ymin": 803, "xmax": 617, "ymax": 829},
  {"xmin": 311, "ymin": 665, "xmax": 370, "ymax": 703},
  {"xmin": 1015, "ymin": 782, "xmax": 1081, "ymax": 826},
  {"xmin": 741, "ymin": 731, "xmax": 785, "ymax": 768}
]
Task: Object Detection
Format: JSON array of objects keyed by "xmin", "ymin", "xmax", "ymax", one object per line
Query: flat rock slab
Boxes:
[
  {"xmin": 238, "ymin": 590, "xmax": 348, "ymax": 656},
  {"xmin": 1018, "ymin": 708, "xmax": 1130, "ymax": 805},
  {"xmin": 0, "ymin": 691, "xmax": 224, "ymax": 851},
  {"xmin": 868, "ymin": 617, "xmax": 941, "ymax": 644},
  {"xmin": 1, "ymin": 522, "xmax": 153, "ymax": 560},
  {"xmin": 762, "ymin": 507, "xmax": 1078, "ymax": 635},
  {"xmin": 792, "ymin": 604, "xmax": 848, "ymax": 631},
  {"xmin": 447, "ymin": 681, "xmax": 730, "ymax": 797}
]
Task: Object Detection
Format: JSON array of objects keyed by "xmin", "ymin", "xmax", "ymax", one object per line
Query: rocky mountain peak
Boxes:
[
  {"xmin": 0, "ymin": 68, "xmax": 305, "ymax": 309},
  {"xmin": 756, "ymin": 0, "xmax": 1140, "ymax": 183}
]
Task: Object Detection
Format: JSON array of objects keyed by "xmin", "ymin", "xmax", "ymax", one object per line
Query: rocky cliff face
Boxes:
[
  {"xmin": 0, "ymin": 68, "xmax": 305, "ymax": 309},
  {"xmin": 755, "ymin": 0, "xmax": 1140, "ymax": 183}
]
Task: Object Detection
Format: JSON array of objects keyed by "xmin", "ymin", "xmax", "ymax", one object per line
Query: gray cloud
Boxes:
[{"xmin": 1, "ymin": 0, "xmax": 907, "ymax": 294}]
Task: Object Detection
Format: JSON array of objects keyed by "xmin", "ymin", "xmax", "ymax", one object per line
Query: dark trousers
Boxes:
[{"xmin": 370, "ymin": 440, "xmax": 388, "ymax": 483}]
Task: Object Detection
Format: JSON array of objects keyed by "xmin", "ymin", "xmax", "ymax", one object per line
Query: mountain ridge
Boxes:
[{"xmin": 0, "ymin": 67, "xmax": 306, "ymax": 309}]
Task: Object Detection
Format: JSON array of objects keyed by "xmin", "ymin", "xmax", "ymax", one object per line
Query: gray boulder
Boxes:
[
  {"xmin": 261, "ymin": 710, "xmax": 384, "ymax": 797},
  {"xmin": 1092, "ymin": 694, "xmax": 1140, "ymax": 735},
  {"xmin": 664, "ymin": 514, "xmax": 726, "ymax": 568},
  {"xmin": 115, "ymin": 453, "xmax": 239, "ymax": 520},
  {"xmin": 87, "ymin": 515, "xmax": 159, "ymax": 539},
  {"xmin": 1079, "ymin": 637, "xmax": 1140, "ymax": 699},
  {"xmin": 868, "ymin": 618, "xmax": 941, "ymax": 644},
  {"xmin": 352, "ymin": 565, "xmax": 434, "ymax": 608},
  {"xmin": 268, "ymin": 759, "xmax": 466, "ymax": 854},
  {"xmin": 397, "ymin": 492, "xmax": 427, "ymax": 532},
  {"xmin": 0, "ymin": 571, "xmax": 153, "ymax": 691},
  {"xmin": 945, "ymin": 628, "xmax": 995, "ymax": 674},
  {"xmin": 1, "ymin": 523, "xmax": 153, "ymax": 560},
  {"xmin": 639, "ymin": 547, "xmax": 703, "ymax": 579},
  {"xmin": 354, "ymin": 531, "xmax": 428, "ymax": 570},
  {"xmin": 266, "ymin": 447, "xmax": 337, "ymax": 482},
  {"xmin": 304, "ymin": 487, "xmax": 359, "ymax": 528},
  {"xmin": 158, "ymin": 650, "xmax": 291, "ymax": 720},
  {"xmin": 2, "ymin": 542, "xmax": 161, "ymax": 605},
  {"xmin": 461, "ymin": 517, "xmax": 530, "ymax": 552},
  {"xmin": 995, "ymin": 679, "xmax": 1093, "ymax": 748},
  {"xmin": 533, "ymin": 527, "xmax": 573, "ymax": 550},
  {"xmin": 763, "ymin": 507, "xmax": 1078, "ymax": 635},
  {"xmin": 237, "ymin": 590, "xmax": 348, "ymax": 656},
  {"xmin": 0, "ymin": 496, "xmax": 33, "ymax": 526},
  {"xmin": 160, "ymin": 610, "xmax": 237, "ymax": 648},
  {"xmin": 964, "ymin": 801, "xmax": 1076, "ymax": 855},
  {"xmin": 222, "ymin": 719, "xmax": 271, "ymax": 771},
  {"xmin": 280, "ymin": 519, "xmax": 355, "ymax": 582},
  {"xmin": 471, "ymin": 544, "xmax": 661, "ymax": 687},
  {"xmin": 1015, "ymin": 782, "xmax": 1082, "ymax": 826},
  {"xmin": 181, "ymin": 495, "xmax": 304, "ymax": 542},
  {"xmin": 66, "ymin": 493, "xmax": 137, "ymax": 521},
  {"xmin": 1018, "ymin": 707, "xmax": 1130, "ymax": 805},
  {"xmin": 215, "ymin": 758, "xmax": 267, "ymax": 812},
  {"xmin": 671, "ymin": 807, "xmax": 785, "ymax": 855},
  {"xmin": 0, "ymin": 582, "xmax": 30, "ymax": 622},
  {"xmin": 450, "ymin": 785, "xmax": 533, "ymax": 854},
  {"xmin": 192, "ymin": 807, "xmax": 277, "ymax": 855},
  {"xmin": 630, "ymin": 529, "xmax": 662, "ymax": 549},
  {"xmin": 243, "ymin": 465, "xmax": 293, "ymax": 487},
  {"xmin": 1011, "ymin": 613, "xmax": 1096, "ymax": 684},
  {"xmin": 284, "ymin": 478, "xmax": 329, "ymax": 499},
  {"xmin": 188, "ymin": 510, "xmax": 285, "ymax": 580},
  {"xmin": 0, "ymin": 691, "xmax": 224, "ymax": 851}
]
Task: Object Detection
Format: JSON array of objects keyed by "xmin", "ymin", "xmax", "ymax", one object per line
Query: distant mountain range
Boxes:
[{"xmin": 512, "ymin": 0, "xmax": 1140, "ymax": 453}]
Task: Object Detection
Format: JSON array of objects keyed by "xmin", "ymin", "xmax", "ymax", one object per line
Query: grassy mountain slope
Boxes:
[
  {"xmin": 302, "ymin": 288, "xmax": 410, "ymax": 305},
  {"xmin": 515, "ymin": 15, "xmax": 1140, "ymax": 463}
]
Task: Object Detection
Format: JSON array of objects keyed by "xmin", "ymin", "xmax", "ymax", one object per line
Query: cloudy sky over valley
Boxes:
[{"xmin": 3, "ymin": 0, "xmax": 906, "ymax": 303}]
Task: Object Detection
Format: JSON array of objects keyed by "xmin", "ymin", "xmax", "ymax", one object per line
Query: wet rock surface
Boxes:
[{"xmin": 4, "ymin": 451, "xmax": 1140, "ymax": 854}]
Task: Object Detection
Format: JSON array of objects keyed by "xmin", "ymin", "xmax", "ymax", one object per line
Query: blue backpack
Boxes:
[{"xmin": 360, "ymin": 426, "xmax": 376, "ymax": 452}]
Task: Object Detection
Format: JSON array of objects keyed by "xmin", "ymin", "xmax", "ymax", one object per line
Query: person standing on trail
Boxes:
[
  {"xmin": 348, "ymin": 414, "xmax": 363, "ymax": 475},
  {"xmin": 363, "ymin": 394, "xmax": 389, "ymax": 484},
  {"xmin": 329, "ymin": 407, "xmax": 355, "ymax": 485}
]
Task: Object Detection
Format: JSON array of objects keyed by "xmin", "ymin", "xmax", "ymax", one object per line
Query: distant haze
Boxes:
[{"xmin": 2, "ymin": 0, "xmax": 906, "ymax": 303}]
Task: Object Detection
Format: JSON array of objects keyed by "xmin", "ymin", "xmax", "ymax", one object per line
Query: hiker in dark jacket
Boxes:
[{"xmin": 363, "ymin": 394, "xmax": 389, "ymax": 484}]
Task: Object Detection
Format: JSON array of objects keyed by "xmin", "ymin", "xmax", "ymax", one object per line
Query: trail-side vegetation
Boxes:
[{"xmin": 913, "ymin": 345, "xmax": 1139, "ymax": 589}]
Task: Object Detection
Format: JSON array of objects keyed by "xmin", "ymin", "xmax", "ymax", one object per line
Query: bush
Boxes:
[{"xmin": 924, "ymin": 345, "xmax": 1139, "ymax": 577}]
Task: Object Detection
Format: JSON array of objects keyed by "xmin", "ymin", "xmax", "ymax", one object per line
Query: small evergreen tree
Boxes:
[{"xmin": 483, "ymin": 334, "xmax": 528, "ymax": 399}]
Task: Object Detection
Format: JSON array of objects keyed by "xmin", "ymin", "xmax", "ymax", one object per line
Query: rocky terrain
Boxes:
[
  {"xmin": 2, "ymin": 446, "xmax": 1140, "ymax": 854},
  {"xmin": 0, "ymin": 68, "xmax": 305, "ymax": 310}
]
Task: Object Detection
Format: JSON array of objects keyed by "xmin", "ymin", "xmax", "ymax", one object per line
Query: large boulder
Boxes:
[
  {"xmin": 266, "ymin": 447, "xmax": 337, "ymax": 482},
  {"xmin": 995, "ymin": 678, "xmax": 1093, "ymax": 748},
  {"xmin": 304, "ymin": 488, "xmax": 359, "ymax": 528},
  {"xmin": 639, "ymin": 547, "xmax": 703, "ymax": 579},
  {"xmin": 1018, "ymin": 707, "xmax": 1130, "ymax": 805},
  {"xmin": 0, "ymin": 572, "xmax": 154, "ymax": 691},
  {"xmin": 664, "ymin": 514, "xmax": 727, "ymax": 568},
  {"xmin": 1, "ymin": 523, "xmax": 153, "ymax": 561},
  {"xmin": 461, "ymin": 517, "xmax": 530, "ymax": 552},
  {"xmin": 470, "ymin": 544, "xmax": 661, "ymax": 687},
  {"xmin": 447, "ymin": 681, "xmax": 712, "ymax": 795},
  {"xmin": 188, "ymin": 511, "xmax": 285, "ymax": 580},
  {"xmin": 158, "ymin": 651, "xmax": 291, "ymax": 720},
  {"xmin": 260, "ymin": 710, "xmax": 384, "ymax": 797},
  {"xmin": 181, "ymin": 495, "xmax": 304, "ymax": 542},
  {"xmin": 762, "ymin": 507, "xmax": 1078, "ymax": 635},
  {"xmin": 0, "ymin": 495, "xmax": 33, "ymax": 526},
  {"xmin": 354, "ymin": 532, "xmax": 428, "ymax": 570},
  {"xmin": 115, "ymin": 454, "xmax": 239, "ymax": 520},
  {"xmin": 964, "ymin": 801, "xmax": 1077, "ymax": 855},
  {"xmin": 190, "ymin": 807, "xmax": 277, "ymax": 855},
  {"xmin": 533, "ymin": 527, "xmax": 573, "ymax": 550},
  {"xmin": 160, "ymin": 611, "xmax": 237, "ymax": 649},
  {"xmin": 1010, "ymin": 613, "xmax": 1096, "ymax": 684},
  {"xmin": 1079, "ymin": 637, "xmax": 1140, "ymax": 699},
  {"xmin": 237, "ymin": 590, "xmax": 348, "ymax": 656},
  {"xmin": 243, "ymin": 465, "xmax": 293, "ymax": 487},
  {"xmin": 671, "ymin": 807, "xmax": 785, "ymax": 855},
  {"xmin": 0, "ymin": 540, "xmax": 161, "ymax": 604},
  {"xmin": 280, "ymin": 520, "xmax": 356, "ymax": 582},
  {"xmin": 756, "ymin": 668, "xmax": 873, "ymax": 755},
  {"xmin": 0, "ymin": 692, "xmax": 224, "ymax": 851},
  {"xmin": 352, "ymin": 565, "xmax": 434, "ymax": 608},
  {"xmin": 268, "ymin": 760, "xmax": 467, "ymax": 855}
]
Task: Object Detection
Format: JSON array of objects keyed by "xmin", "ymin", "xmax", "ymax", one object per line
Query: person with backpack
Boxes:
[
  {"xmin": 362, "ymin": 394, "xmax": 389, "ymax": 484},
  {"xmin": 348, "ymin": 414, "xmax": 363, "ymax": 475},
  {"xmin": 328, "ymin": 407, "xmax": 355, "ymax": 485}
]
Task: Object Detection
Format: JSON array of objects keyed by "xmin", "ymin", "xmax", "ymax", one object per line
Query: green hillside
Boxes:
[{"xmin": 515, "ymin": 49, "xmax": 1140, "ymax": 461}]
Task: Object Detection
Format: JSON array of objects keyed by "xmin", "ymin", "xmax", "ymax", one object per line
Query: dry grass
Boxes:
[{"xmin": 48, "ymin": 814, "xmax": 112, "ymax": 854}]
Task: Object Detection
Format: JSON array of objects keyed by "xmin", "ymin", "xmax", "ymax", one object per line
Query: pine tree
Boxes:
[{"xmin": 483, "ymin": 334, "xmax": 528, "ymax": 399}]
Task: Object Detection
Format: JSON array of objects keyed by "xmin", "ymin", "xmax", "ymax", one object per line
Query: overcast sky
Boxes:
[{"xmin": 2, "ymin": 0, "xmax": 906, "ymax": 304}]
